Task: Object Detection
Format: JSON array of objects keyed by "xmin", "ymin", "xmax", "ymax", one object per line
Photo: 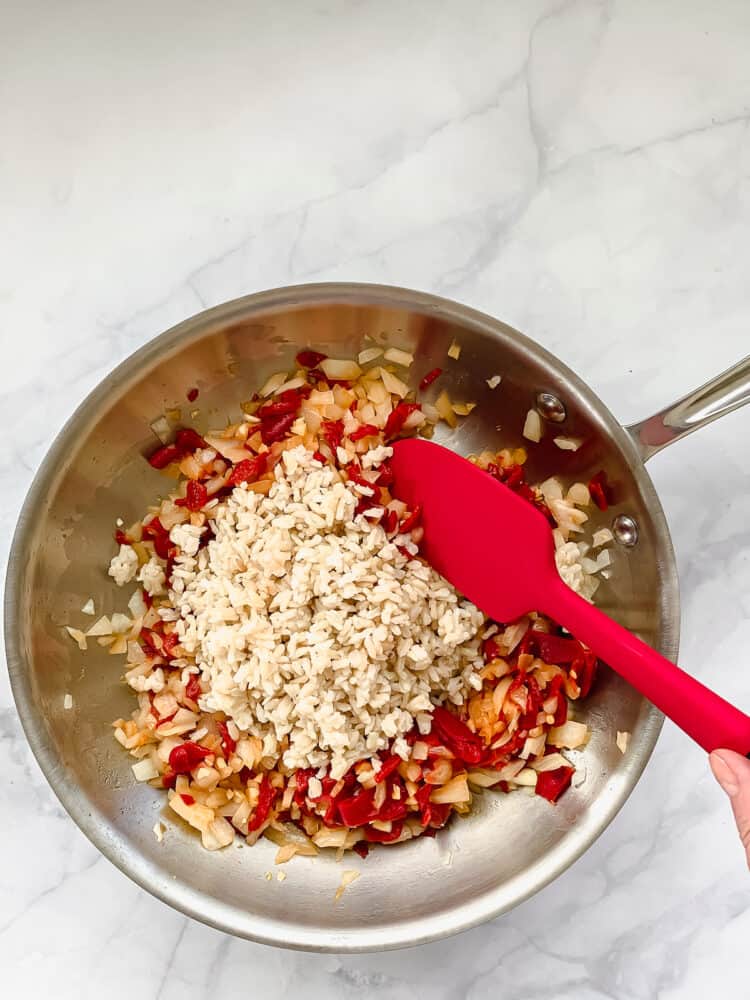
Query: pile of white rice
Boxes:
[{"xmin": 169, "ymin": 446, "xmax": 485, "ymax": 778}]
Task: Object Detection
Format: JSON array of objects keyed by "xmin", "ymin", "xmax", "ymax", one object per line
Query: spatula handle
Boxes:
[{"xmin": 544, "ymin": 580, "xmax": 750, "ymax": 755}]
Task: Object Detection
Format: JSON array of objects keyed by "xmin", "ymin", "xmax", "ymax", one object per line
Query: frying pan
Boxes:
[{"xmin": 5, "ymin": 283, "xmax": 750, "ymax": 952}]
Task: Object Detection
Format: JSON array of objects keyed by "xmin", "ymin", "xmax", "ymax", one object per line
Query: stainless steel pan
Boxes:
[{"xmin": 5, "ymin": 284, "xmax": 750, "ymax": 952}]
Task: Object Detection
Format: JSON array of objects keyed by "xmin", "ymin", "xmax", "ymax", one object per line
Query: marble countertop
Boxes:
[{"xmin": 2, "ymin": 1, "xmax": 750, "ymax": 996}]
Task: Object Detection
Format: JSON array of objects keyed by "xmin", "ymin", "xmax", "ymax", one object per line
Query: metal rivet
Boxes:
[
  {"xmin": 612, "ymin": 514, "xmax": 639, "ymax": 547},
  {"xmin": 536, "ymin": 392, "xmax": 567, "ymax": 423}
]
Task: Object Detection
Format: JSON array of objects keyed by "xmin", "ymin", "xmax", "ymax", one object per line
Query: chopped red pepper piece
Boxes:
[
  {"xmin": 260, "ymin": 411, "xmax": 297, "ymax": 445},
  {"xmin": 364, "ymin": 821, "xmax": 404, "ymax": 843},
  {"xmin": 248, "ymin": 774, "xmax": 276, "ymax": 832},
  {"xmin": 114, "ymin": 528, "xmax": 131, "ymax": 546},
  {"xmin": 168, "ymin": 741, "xmax": 213, "ymax": 774},
  {"xmin": 588, "ymin": 470, "xmax": 612, "ymax": 511},
  {"xmin": 399, "ymin": 504, "xmax": 422, "ymax": 533},
  {"xmin": 186, "ymin": 387, "xmax": 199, "ymax": 402},
  {"xmin": 296, "ymin": 349, "xmax": 327, "ymax": 368},
  {"xmin": 175, "ymin": 428, "xmax": 208, "ymax": 452},
  {"xmin": 294, "ymin": 768, "xmax": 314, "ymax": 806},
  {"xmin": 374, "ymin": 461, "xmax": 394, "ymax": 487},
  {"xmin": 529, "ymin": 630, "xmax": 581, "ymax": 665},
  {"xmin": 179, "ymin": 793, "xmax": 195, "ymax": 806},
  {"xmin": 381, "ymin": 509, "xmax": 398, "ymax": 534},
  {"xmin": 384, "ymin": 402, "xmax": 421, "ymax": 439},
  {"xmin": 185, "ymin": 675, "xmax": 202, "ymax": 703},
  {"xmin": 419, "ymin": 367, "xmax": 442, "ymax": 391},
  {"xmin": 321, "ymin": 419, "xmax": 344, "ymax": 452},
  {"xmin": 336, "ymin": 787, "xmax": 378, "ymax": 828},
  {"xmin": 430, "ymin": 706, "xmax": 484, "ymax": 765},
  {"xmin": 352, "ymin": 841, "xmax": 370, "ymax": 859},
  {"xmin": 185, "ymin": 480, "xmax": 208, "ymax": 511},
  {"xmin": 546, "ymin": 674, "xmax": 568, "ymax": 726},
  {"xmin": 535, "ymin": 766, "xmax": 574, "ymax": 803},
  {"xmin": 312, "ymin": 450, "xmax": 327, "ymax": 464},
  {"xmin": 217, "ymin": 721, "xmax": 237, "ymax": 756},
  {"xmin": 349, "ymin": 423, "xmax": 379, "ymax": 441},
  {"xmin": 142, "ymin": 517, "xmax": 172, "ymax": 559},
  {"xmin": 374, "ymin": 754, "xmax": 402, "ymax": 784},
  {"xmin": 376, "ymin": 798, "xmax": 408, "ymax": 822},
  {"xmin": 258, "ymin": 389, "xmax": 303, "ymax": 419},
  {"xmin": 228, "ymin": 453, "xmax": 267, "ymax": 486},
  {"xmin": 148, "ymin": 442, "xmax": 181, "ymax": 469},
  {"xmin": 570, "ymin": 650, "xmax": 598, "ymax": 699},
  {"xmin": 482, "ymin": 636, "xmax": 502, "ymax": 662}
]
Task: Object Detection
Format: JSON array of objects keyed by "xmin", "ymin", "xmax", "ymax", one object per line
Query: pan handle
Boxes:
[{"xmin": 625, "ymin": 355, "xmax": 750, "ymax": 462}]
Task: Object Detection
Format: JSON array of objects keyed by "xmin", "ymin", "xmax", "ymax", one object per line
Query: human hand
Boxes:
[{"xmin": 710, "ymin": 749, "xmax": 750, "ymax": 868}]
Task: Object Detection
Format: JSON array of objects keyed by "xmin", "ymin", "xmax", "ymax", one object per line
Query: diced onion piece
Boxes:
[
  {"xmin": 65, "ymin": 626, "xmax": 88, "ymax": 651},
  {"xmin": 358, "ymin": 347, "xmax": 383, "ymax": 365},
  {"xmin": 109, "ymin": 634, "xmax": 128, "ymax": 655},
  {"xmin": 109, "ymin": 612, "xmax": 132, "ymax": 634},
  {"xmin": 366, "ymin": 379, "xmax": 389, "ymax": 405},
  {"xmin": 451, "ymin": 401, "xmax": 476, "ymax": 416},
  {"xmin": 380, "ymin": 368, "xmax": 408, "ymax": 398},
  {"xmin": 150, "ymin": 416, "xmax": 172, "ymax": 444},
  {"xmin": 86, "ymin": 615, "xmax": 112, "ymax": 637},
  {"xmin": 467, "ymin": 769, "xmax": 504, "ymax": 788},
  {"xmin": 548, "ymin": 720, "xmax": 589, "ymax": 749},
  {"xmin": 512, "ymin": 768, "xmax": 538, "ymax": 787},
  {"xmin": 128, "ymin": 589, "xmax": 148, "ymax": 619},
  {"xmin": 592, "ymin": 528, "xmax": 614, "ymax": 548},
  {"xmin": 153, "ymin": 822, "xmax": 165, "ymax": 843},
  {"xmin": 402, "ymin": 410, "xmax": 426, "ymax": 431},
  {"xmin": 80, "ymin": 599, "xmax": 95, "ymax": 616},
  {"xmin": 520, "ymin": 734, "xmax": 547, "ymax": 759},
  {"xmin": 132, "ymin": 758, "xmax": 160, "ymax": 782},
  {"xmin": 523, "ymin": 409, "xmax": 543, "ymax": 443},
  {"xmin": 258, "ymin": 372, "xmax": 289, "ymax": 397},
  {"xmin": 383, "ymin": 347, "xmax": 414, "ymax": 367},
  {"xmin": 531, "ymin": 753, "xmax": 570, "ymax": 772},
  {"xmin": 447, "ymin": 339, "xmax": 461, "ymax": 360},
  {"xmin": 553, "ymin": 436, "xmax": 583, "ymax": 451},
  {"xmin": 320, "ymin": 358, "xmax": 362, "ymax": 381},
  {"xmin": 301, "ymin": 406, "xmax": 322, "ymax": 433},
  {"xmin": 430, "ymin": 773, "xmax": 470, "ymax": 804},
  {"xmin": 486, "ymin": 375, "xmax": 502, "ymax": 389},
  {"xmin": 335, "ymin": 869, "xmax": 361, "ymax": 901},
  {"xmin": 312, "ymin": 826, "xmax": 352, "ymax": 849},
  {"xmin": 616, "ymin": 731, "xmax": 630, "ymax": 754},
  {"xmin": 566, "ymin": 482, "xmax": 590, "ymax": 506},
  {"xmin": 203, "ymin": 435, "xmax": 253, "ymax": 464},
  {"xmin": 273, "ymin": 377, "xmax": 306, "ymax": 395},
  {"xmin": 63, "ymin": 693, "xmax": 73, "ymax": 710},
  {"xmin": 435, "ymin": 390, "xmax": 458, "ymax": 428}
]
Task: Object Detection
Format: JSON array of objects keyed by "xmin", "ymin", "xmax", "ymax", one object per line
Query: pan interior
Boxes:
[{"xmin": 5, "ymin": 284, "xmax": 676, "ymax": 950}]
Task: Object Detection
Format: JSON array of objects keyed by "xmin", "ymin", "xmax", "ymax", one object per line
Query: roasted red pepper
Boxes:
[
  {"xmin": 482, "ymin": 636, "xmax": 502, "ymax": 662},
  {"xmin": 321, "ymin": 419, "xmax": 344, "ymax": 452},
  {"xmin": 294, "ymin": 768, "xmax": 314, "ymax": 806},
  {"xmin": 336, "ymin": 787, "xmax": 378, "ymax": 828},
  {"xmin": 546, "ymin": 674, "xmax": 568, "ymax": 726},
  {"xmin": 529, "ymin": 631, "xmax": 581, "ymax": 665},
  {"xmin": 430, "ymin": 706, "xmax": 484, "ymax": 765},
  {"xmin": 248, "ymin": 774, "xmax": 276, "ymax": 832},
  {"xmin": 374, "ymin": 754, "xmax": 402, "ymax": 784},
  {"xmin": 349, "ymin": 423, "xmax": 379, "ymax": 441},
  {"xmin": 175, "ymin": 428, "xmax": 208, "ymax": 452},
  {"xmin": 185, "ymin": 675, "xmax": 202, "ymax": 703},
  {"xmin": 260, "ymin": 411, "xmax": 297, "ymax": 445},
  {"xmin": 114, "ymin": 528, "xmax": 131, "ymax": 546},
  {"xmin": 179, "ymin": 793, "xmax": 195, "ymax": 806},
  {"xmin": 296, "ymin": 349, "xmax": 327, "ymax": 368},
  {"xmin": 142, "ymin": 517, "xmax": 172, "ymax": 559},
  {"xmin": 228, "ymin": 453, "xmax": 267, "ymax": 486},
  {"xmin": 419, "ymin": 367, "xmax": 442, "ymax": 391},
  {"xmin": 376, "ymin": 798, "xmax": 408, "ymax": 822},
  {"xmin": 588, "ymin": 470, "xmax": 612, "ymax": 511},
  {"xmin": 217, "ymin": 721, "xmax": 237, "ymax": 756},
  {"xmin": 535, "ymin": 766, "xmax": 574, "ymax": 803},
  {"xmin": 258, "ymin": 389, "xmax": 302, "ymax": 419},
  {"xmin": 399, "ymin": 504, "xmax": 422, "ymax": 533},
  {"xmin": 364, "ymin": 821, "xmax": 404, "ymax": 843},
  {"xmin": 185, "ymin": 480, "xmax": 208, "ymax": 511},
  {"xmin": 384, "ymin": 402, "xmax": 420, "ymax": 439},
  {"xmin": 148, "ymin": 442, "xmax": 181, "ymax": 469},
  {"xmin": 570, "ymin": 650, "xmax": 598, "ymax": 699},
  {"xmin": 168, "ymin": 741, "xmax": 213, "ymax": 774},
  {"xmin": 186, "ymin": 387, "xmax": 199, "ymax": 402},
  {"xmin": 312, "ymin": 450, "xmax": 327, "ymax": 464},
  {"xmin": 381, "ymin": 509, "xmax": 399, "ymax": 534}
]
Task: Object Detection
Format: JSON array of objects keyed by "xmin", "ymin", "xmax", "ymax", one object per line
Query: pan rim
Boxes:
[{"xmin": 4, "ymin": 281, "xmax": 676, "ymax": 951}]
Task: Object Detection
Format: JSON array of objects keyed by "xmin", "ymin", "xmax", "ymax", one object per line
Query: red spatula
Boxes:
[{"xmin": 391, "ymin": 438, "xmax": 750, "ymax": 756}]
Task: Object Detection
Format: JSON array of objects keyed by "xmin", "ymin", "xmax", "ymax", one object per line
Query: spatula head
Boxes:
[{"xmin": 390, "ymin": 438, "xmax": 559, "ymax": 623}]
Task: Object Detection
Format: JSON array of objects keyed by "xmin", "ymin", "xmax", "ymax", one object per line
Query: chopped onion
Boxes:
[
  {"xmin": 383, "ymin": 347, "xmax": 414, "ymax": 367},
  {"xmin": 358, "ymin": 347, "xmax": 382, "ymax": 365},
  {"xmin": 435, "ymin": 390, "xmax": 458, "ymax": 428},
  {"xmin": 132, "ymin": 758, "xmax": 159, "ymax": 782},
  {"xmin": 486, "ymin": 375, "xmax": 502, "ymax": 389},
  {"xmin": 467, "ymin": 769, "xmax": 503, "ymax": 788},
  {"xmin": 566, "ymin": 482, "xmax": 590, "ymax": 506},
  {"xmin": 110, "ymin": 612, "xmax": 132, "ymax": 634},
  {"xmin": 548, "ymin": 720, "xmax": 589, "ymax": 749},
  {"xmin": 65, "ymin": 626, "xmax": 88, "ymax": 651},
  {"xmin": 402, "ymin": 410, "xmax": 426, "ymax": 431},
  {"xmin": 273, "ymin": 377, "xmax": 306, "ymax": 395},
  {"xmin": 258, "ymin": 372, "xmax": 289, "ymax": 397},
  {"xmin": 203, "ymin": 435, "xmax": 253, "ymax": 464},
  {"xmin": 512, "ymin": 768, "xmax": 538, "ymax": 787},
  {"xmin": 447, "ymin": 339, "xmax": 461, "ymax": 360},
  {"xmin": 531, "ymin": 753, "xmax": 570, "ymax": 772},
  {"xmin": 380, "ymin": 368, "xmax": 408, "ymax": 398},
  {"xmin": 592, "ymin": 528, "xmax": 614, "ymax": 548},
  {"xmin": 128, "ymin": 589, "xmax": 148, "ymax": 619},
  {"xmin": 320, "ymin": 358, "xmax": 362, "ymax": 381},
  {"xmin": 451, "ymin": 401, "xmax": 476, "ymax": 416},
  {"xmin": 335, "ymin": 869, "xmax": 360, "ymax": 901},
  {"xmin": 429, "ymin": 773, "xmax": 470, "ymax": 804},
  {"xmin": 616, "ymin": 731, "xmax": 630, "ymax": 754},
  {"xmin": 80, "ymin": 599, "xmax": 95, "ymax": 616},
  {"xmin": 366, "ymin": 379, "xmax": 389, "ymax": 405},
  {"xmin": 523, "ymin": 409, "xmax": 543, "ymax": 443},
  {"xmin": 150, "ymin": 416, "xmax": 172, "ymax": 444},
  {"xmin": 86, "ymin": 615, "xmax": 112, "ymax": 637},
  {"xmin": 63, "ymin": 693, "xmax": 73, "ymax": 710},
  {"xmin": 553, "ymin": 436, "xmax": 583, "ymax": 452}
]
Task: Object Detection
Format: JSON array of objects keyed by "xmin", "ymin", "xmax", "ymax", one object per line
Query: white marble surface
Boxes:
[{"xmin": 2, "ymin": 0, "xmax": 750, "ymax": 995}]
